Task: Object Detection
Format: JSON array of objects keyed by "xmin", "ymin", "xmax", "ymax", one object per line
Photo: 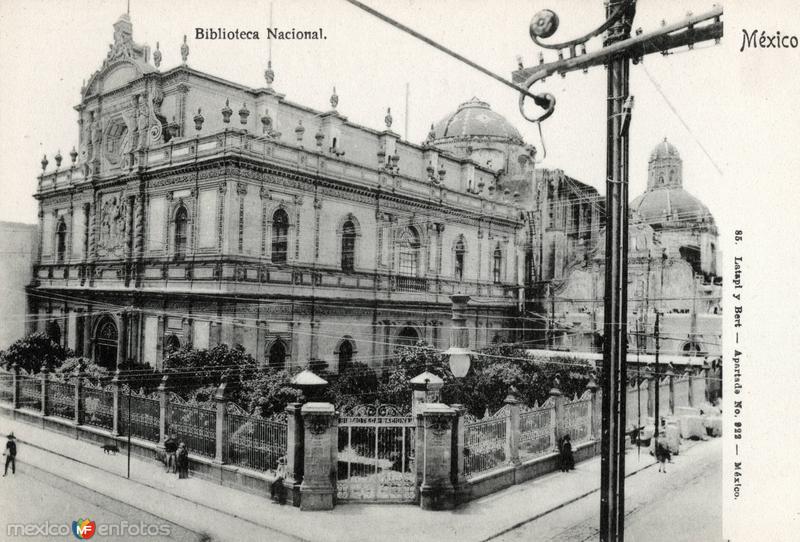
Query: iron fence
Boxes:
[
  {"xmin": 464, "ymin": 414, "xmax": 507, "ymax": 478},
  {"xmin": 226, "ymin": 412, "xmax": 287, "ymax": 471},
  {"xmin": 119, "ymin": 394, "xmax": 160, "ymax": 443},
  {"xmin": 83, "ymin": 386, "xmax": 115, "ymax": 430},
  {"xmin": 48, "ymin": 380, "xmax": 75, "ymax": 420},
  {"xmin": 17, "ymin": 374, "xmax": 41, "ymax": 411},
  {"xmin": 166, "ymin": 401, "xmax": 216, "ymax": 458},
  {"xmin": 0, "ymin": 371, "xmax": 13, "ymax": 403},
  {"xmin": 519, "ymin": 406, "xmax": 554, "ymax": 458},
  {"xmin": 564, "ymin": 397, "xmax": 592, "ymax": 443}
]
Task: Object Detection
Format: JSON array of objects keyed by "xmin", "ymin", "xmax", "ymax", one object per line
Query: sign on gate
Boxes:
[{"xmin": 337, "ymin": 404, "xmax": 417, "ymax": 503}]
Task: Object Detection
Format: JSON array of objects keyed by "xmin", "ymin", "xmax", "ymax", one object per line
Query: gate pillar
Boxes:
[
  {"xmin": 418, "ymin": 403, "xmax": 457, "ymax": 510},
  {"xmin": 300, "ymin": 402, "xmax": 337, "ymax": 511},
  {"xmin": 284, "ymin": 402, "xmax": 304, "ymax": 507}
]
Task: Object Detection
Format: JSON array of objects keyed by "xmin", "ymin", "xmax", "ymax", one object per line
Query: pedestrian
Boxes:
[
  {"xmin": 164, "ymin": 434, "xmax": 178, "ymax": 474},
  {"xmin": 655, "ymin": 435, "xmax": 671, "ymax": 473},
  {"xmin": 3, "ymin": 433, "xmax": 16, "ymax": 476},
  {"xmin": 176, "ymin": 442, "xmax": 189, "ymax": 479},
  {"xmin": 560, "ymin": 434, "xmax": 575, "ymax": 472},
  {"xmin": 270, "ymin": 456, "xmax": 287, "ymax": 504}
]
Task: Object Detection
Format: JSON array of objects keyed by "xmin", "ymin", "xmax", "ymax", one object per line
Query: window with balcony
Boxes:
[
  {"xmin": 493, "ymin": 246, "xmax": 503, "ymax": 284},
  {"xmin": 56, "ymin": 219, "xmax": 67, "ymax": 263},
  {"xmin": 454, "ymin": 238, "xmax": 465, "ymax": 281},
  {"xmin": 398, "ymin": 227, "xmax": 420, "ymax": 277},
  {"xmin": 341, "ymin": 220, "xmax": 356, "ymax": 272},
  {"xmin": 272, "ymin": 209, "xmax": 289, "ymax": 264},
  {"xmin": 174, "ymin": 206, "xmax": 188, "ymax": 258}
]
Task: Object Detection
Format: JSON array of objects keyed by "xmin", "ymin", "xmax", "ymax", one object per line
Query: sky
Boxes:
[{"xmin": 0, "ymin": 0, "xmax": 730, "ymax": 233}]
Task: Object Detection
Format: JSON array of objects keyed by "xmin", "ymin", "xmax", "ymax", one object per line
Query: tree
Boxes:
[
  {"xmin": 54, "ymin": 357, "xmax": 110, "ymax": 385},
  {"xmin": 326, "ymin": 361, "xmax": 380, "ymax": 409},
  {"xmin": 162, "ymin": 344, "xmax": 258, "ymax": 405},
  {"xmin": 0, "ymin": 332, "xmax": 72, "ymax": 374},
  {"xmin": 244, "ymin": 367, "xmax": 302, "ymax": 418}
]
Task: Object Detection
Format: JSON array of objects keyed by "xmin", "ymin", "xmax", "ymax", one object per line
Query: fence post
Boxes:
[
  {"xmin": 504, "ymin": 387, "xmax": 520, "ymax": 466},
  {"xmin": 40, "ymin": 364, "xmax": 50, "ymax": 417},
  {"xmin": 586, "ymin": 375, "xmax": 600, "ymax": 440},
  {"xmin": 158, "ymin": 375, "xmax": 168, "ymax": 446},
  {"xmin": 418, "ymin": 403, "xmax": 457, "ymax": 511},
  {"xmin": 74, "ymin": 367, "xmax": 84, "ymax": 426},
  {"xmin": 213, "ymin": 377, "xmax": 228, "ymax": 465},
  {"xmin": 11, "ymin": 363, "xmax": 19, "ymax": 410},
  {"xmin": 550, "ymin": 379, "xmax": 565, "ymax": 452},
  {"xmin": 111, "ymin": 369, "xmax": 121, "ymax": 436},
  {"xmin": 667, "ymin": 369, "xmax": 675, "ymax": 416},
  {"xmin": 299, "ymin": 402, "xmax": 337, "ymax": 511},
  {"xmin": 284, "ymin": 402, "xmax": 304, "ymax": 507},
  {"xmin": 450, "ymin": 403, "xmax": 467, "ymax": 502}
]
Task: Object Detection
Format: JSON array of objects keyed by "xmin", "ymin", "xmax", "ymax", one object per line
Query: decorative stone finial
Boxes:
[
  {"xmin": 384, "ymin": 107, "xmax": 393, "ymax": 129},
  {"xmin": 153, "ymin": 41, "xmax": 162, "ymax": 68},
  {"xmin": 180, "ymin": 35, "xmax": 189, "ymax": 64},
  {"xmin": 265, "ymin": 60, "xmax": 275, "ymax": 88},
  {"xmin": 193, "ymin": 108, "xmax": 204, "ymax": 131},
  {"xmin": 41, "ymin": 154, "xmax": 48, "ymax": 172},
  {"xmin": 426, "ymin": 162, "xmax": 435, "ymax": 179},
  {"xmin": 295, "ymin": 119, "xmax": 305, "ymax": 142},
  {"xmin": 54, "ymin": 150, "xmax": 63, "ymax": 168},
  {"xmin": 261, "ymin": 110, "xmax": 273, "ymax": 134},
  {"xmin": 69, "ymin": 147, "xmax": 78, "ymax": 164},
  {"xmin": 438, "ymin": 164, "xmax": 446, "ymax": 182},
  {"xmin": 221, "ymin": 99, "xmax": 233, "ymax": 124},
  {"xmin": 330, "ymin": 86, "xmax": 339, "ymax": 110},
  {"xmin": 315, "ymin": 129, "xmax": 324, "ymax": 148},
  {"xmin": 239, "ymin": 103, "xmax": 250, "ymax": 125},
  {"xmin": 426, "ymin": 123, "xmax": 436, "ymax": 142}
]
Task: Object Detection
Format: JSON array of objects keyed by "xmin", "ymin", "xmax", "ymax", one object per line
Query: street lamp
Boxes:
[
  {"xmin": 442, "ymin": 347, "xmax": 472, "ymax": 379},
  {"xmin": 291, "ymin": 369, "xmax": 328, "ymax": 403},
  {"xmin": 444, "ymin": 294, "xmax": 474, "ymax": 378}
]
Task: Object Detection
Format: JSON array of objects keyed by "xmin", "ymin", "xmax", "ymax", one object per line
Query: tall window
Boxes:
[
  {"xmin": 338, "ymin": 339, "xmax": 354, "ymax": 370},
  {"xmin": 341, "ymin": 220, "xmax": 356, "ymax": 272},
  {"xmin": 56, "ymin": 219, "xmax": 67, "ymax": 262},
  {"xmin": 174, "ymin": 206, "xmax": 188, "ymax": 258},
  {"xmin": 269, "ymin": 339, "xmax": 287, "ymax": 369},
  {"xmin": 272, "ymin": 209, "xmax": 289, "ymax": 264},
  {"xmin": 493, "ymin": 246, "xmax": 503, "ymax": 284},
  {"xmin": 398, "ymin": 227, "xmax": 420, "ymax": 276},
  {"xmin": 454, "ymin": 238, "xmax": 465, "ymax": 281}
]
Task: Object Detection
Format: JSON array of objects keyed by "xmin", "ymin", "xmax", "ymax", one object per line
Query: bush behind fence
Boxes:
[
  {"xmin": 226, "ymin": 409, "xmax": 287, "ymax": 471},
  {"xmin": 165, "ymin": 400, "xmax": 217, "ymax": 459}
]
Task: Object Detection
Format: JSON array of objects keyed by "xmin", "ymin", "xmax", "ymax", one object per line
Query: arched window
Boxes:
[
  {"xmin": 272, "ymin": 209, "xmax": 289, "ymax": 264},
  {"xmin": 165, "ymin": 334, "xmax": 181, "ymax": 353},
  {"xmin": 398, "ymin": 227, "xmax": 420, "ymax": 276},
  {"xmin": 174, "ymin": 206, "xmax": 188, "ymax": 258},
  {"xmin": 341, "ymin": 220, "xmax": 356, "ymax": 272},
  {"xmin": 46, "ymin": 320, "xmax": 61, "ymax": 344},
  {"xmin": 454, "ymin": 238, "xmax": 465, "ymax": 281},
  {"xmin": 269, "ymin": 339, "xmax": 287, "ymax": 369},
  {"xmin": 493, "ymin": 246, "xmax": 503, "ymax": 284},
  {"xmin": 338, "ymin": 339, "xmax": 354, "ymax": 369},
  {"xmin": 397, "ymin": 326, "xmax": 419, "ymax": 346},
  {"xmin": 94, "ymin": 316, "xmax": 119, "ymax": 371},
  {"xmin": 56, "ymin": 219, "xmax": 67, "ymax": 262}
]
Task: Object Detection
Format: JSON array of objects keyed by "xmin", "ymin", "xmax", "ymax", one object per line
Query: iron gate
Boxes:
[{"xmin": 337, "ymin": 404, "xmax": 417, "ymax": 503}]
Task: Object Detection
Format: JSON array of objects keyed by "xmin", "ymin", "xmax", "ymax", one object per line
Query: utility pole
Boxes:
[
  {"xmin": 653, "ymin": 310, "xmax": 660, "ymax": 439},
  {"xmin": 514, "ymin": 3, "xmax": 723, "ymax": 541}
]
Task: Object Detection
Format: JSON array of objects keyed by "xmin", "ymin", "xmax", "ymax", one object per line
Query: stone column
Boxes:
[
  {"xmin": 284, "ymin": 402, "xmax": 304, "ymax": 507},
  {"xmin": 116, "ymin": 311, "xmax": 128, "ymax": 370},
  {"xmin": 450, "ymin": 403, "xmax": 467, "ymax": 503},
  {"xmin": 74, "ymin": 368, "xmax": 84, "ymax": 426},
  {"xmin": 419, "ymin": 403, "xmax": 457, "ymax": 510},
  {"xmin": 213, "ymin": 378, "xmax": 228, "ymax": 464},
  {"xmin": 299, "ymin": 403, "xmax": 337, "ymax": 511},
  {"xmin": 409, "ymin": 371, "xmax": 444, "ymax": 418},
  {"xmin": 158, "ymin": 375, "xmax": 168, "ymax": 446},
  {"xmin": 550, "ymin": 381, "xmax": 565, "ymax": 451},
  {"xmin": 505, "ymin": 388, "xmax": 521, "ymax": 466},
  {"xmin": 40, "ymin": 365, "xmax": 50, "ymax": 417},
  {"xmin": 82, "ymin": 308, "xmax": 92, "ymax": 359},
  {"xmin": 111, "ymin": 369, "xmax": 121, "ymax": 436}
]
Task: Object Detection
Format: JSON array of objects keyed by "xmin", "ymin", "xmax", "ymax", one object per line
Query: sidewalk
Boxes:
[{"xmin": 0, "ymin": 413, "xmax": 709, "ymax": 542}]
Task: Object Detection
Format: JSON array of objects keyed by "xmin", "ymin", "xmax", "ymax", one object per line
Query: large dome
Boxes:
[
  {"xmin": 631, "ymin": 188, "xmax": 712, "ymax": 225},
  {"xmin": 649, "ymin": 138, "xmax": 680, "ymax": 162},
  {"xmin": 432, "ymin": 98, "xmax": 523, "ymax": 142}
]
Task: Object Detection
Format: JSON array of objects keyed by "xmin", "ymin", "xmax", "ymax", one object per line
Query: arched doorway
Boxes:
[
  {"xmin": 268, "ymin": 339, "xmax": 287, "ymax": 370},
  {"xmin": 337, "ymin": 339, "xmax": 354, "ymax": 371},
  {"xmin": 94, "ymin": 316, "xmax": 119, "ymax": 370},
  {"xmin": 396, "ymin": 327, "xmax": 419, "ymax": 347},
  {"xmin": 164, "ymin": 334, "xmax": 181, "ymax": 353}
]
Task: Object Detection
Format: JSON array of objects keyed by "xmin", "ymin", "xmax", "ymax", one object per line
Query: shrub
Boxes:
[{"xmin": 0, "ymin": 332, "xmax": 72, "ymax": 374}]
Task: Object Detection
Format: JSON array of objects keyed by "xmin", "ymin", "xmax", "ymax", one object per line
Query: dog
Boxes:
[{"xmin": 101, "ymin": 443, "xmax": 120, "ymax": 455}]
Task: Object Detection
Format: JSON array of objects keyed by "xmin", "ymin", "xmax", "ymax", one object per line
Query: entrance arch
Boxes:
[{"xmin": 94, "ymin": 316, "xmax": 119, "ymax": 370}]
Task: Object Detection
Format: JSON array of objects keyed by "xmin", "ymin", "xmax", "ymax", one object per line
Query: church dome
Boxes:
[
  {"xmin": 432, "ymin": 98, "xmax": 523, "ymax": 142},
  {"xmin": 649, "ymin": 138, "xmax": 680, "ymax": 162}
]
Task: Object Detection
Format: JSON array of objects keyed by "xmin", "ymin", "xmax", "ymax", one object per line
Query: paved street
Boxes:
[
  {"xmin": 494, "ymin": 437, "xmax": 722, "ymax": 542},
  {"xmin": 0, "ymin": 462, "xmax": 196, "ymax": 541}
]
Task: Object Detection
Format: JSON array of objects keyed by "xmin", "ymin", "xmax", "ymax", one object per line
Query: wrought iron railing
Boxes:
[
  {"xmin": 119, "ymin": 394, "xmax": 160, "ymax": 443},
  {"xmin": 17, "ymin": 374, "xmax": 41, "ymax": 411},
  {"xmin": 48, "ymin": 380, "xmax": 75, "ymax": 420},
  {"xmin": 519, "ymin": 402, "xmax": 555, "ymax": 458},
  {"xmin": 226, "ymin": 409, "xmax": 287, "ymax": 471},
  {"xmin": 464, "ymin": 412, "xmax": 507, "ymax": 478},
  {"xmin": 395, "ymin": 276, "xmax": 428, "ymax": 292},
  {"xmin": 166, "ymin": 400, "xmax": 217, "ymax": 458},
  {"xmin": 0, "ymin": 370, "xmax": 13, "ymax": 403},
  {"xmin": 82, "ymin": 385, "xmax": 115, "ymax": 430}
]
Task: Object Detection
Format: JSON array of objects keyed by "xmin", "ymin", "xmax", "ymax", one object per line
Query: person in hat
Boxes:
[
  {"xmin": 176, "ymin": 442, "xmax": 189, "ymax": 479},
  {"xmin": 164, "ymin": 434, "xmax": 178, "ymax": 474},
  {"xmin": 270, "ymin": 456, "xmax": 287, "ymax": 504},
  {"xmin": 3, "ymin": 433, "xmax": 17, "ymax": 476}
]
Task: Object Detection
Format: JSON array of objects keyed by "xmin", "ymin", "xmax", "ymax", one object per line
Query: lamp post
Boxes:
[
  {"xmin": 514, "ymin": 4, "xmax": 723, "ymax": 540},
  {"xmin": 291, "ymin": 369, "xmax": 328, "ymax": 403},
  {"xmin": 443, "ymin": 294, "xmax": 473, "ymax": 379}
]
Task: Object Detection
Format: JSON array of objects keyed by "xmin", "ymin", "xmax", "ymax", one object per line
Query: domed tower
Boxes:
[{"xmin": 631, "ymin": 138, "xmax": 718, "ymax": 277}]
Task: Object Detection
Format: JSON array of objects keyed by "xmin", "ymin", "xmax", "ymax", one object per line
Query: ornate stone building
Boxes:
[{"xmin": 28, "ymin": 15, "xmax": 528, "ymax": 372}]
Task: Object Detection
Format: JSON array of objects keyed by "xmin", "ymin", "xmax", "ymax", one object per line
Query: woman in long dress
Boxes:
[{"xmin": 176, "ymin": 442, "xmax": 189, "ymax": 479}]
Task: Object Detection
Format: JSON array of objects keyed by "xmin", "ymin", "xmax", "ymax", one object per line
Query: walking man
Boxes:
[{"xmin": 3, "ymin": 433, "xmax": 17, "ymax": 476}]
